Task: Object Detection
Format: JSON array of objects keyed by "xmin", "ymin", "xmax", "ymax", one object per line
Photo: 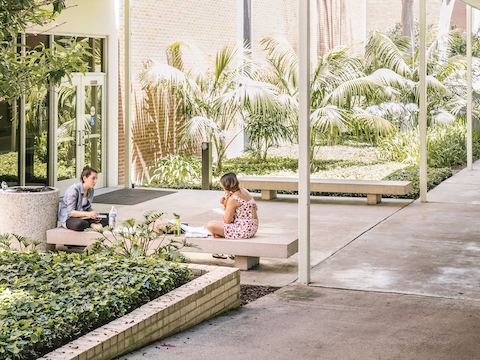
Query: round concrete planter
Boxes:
[{"xmin": 0, "ymin": 187, "xmax": 59, "ymax": 244}]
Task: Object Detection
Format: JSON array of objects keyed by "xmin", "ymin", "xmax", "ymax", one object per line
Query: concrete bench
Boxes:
[
  {"xmin": 46, "ymin": 227, "xmax": 101, "ymax": 248},
  {"xmin": 46, "ymin": 227, "xmax": 298, "ymax": 270},
  {"xmin": 182, "ymin": 235, "xmax": 298, "ymax": 270},
  {"xmin": 238, "ymin": 176, "xmax": 412, "ymax": 204}
]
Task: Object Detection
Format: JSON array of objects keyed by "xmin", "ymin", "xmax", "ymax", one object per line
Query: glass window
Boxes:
[
  {"xmin": 84, "ymin": 83, "xmax": 103, "ymax": 172},
  {"xmin": 90, "ymin": 38, "xmax": 104, "ymax": 72},
  {"xmin": 54, "ymin": 36, "xmax": 104, "ymax": 73},
  {"xmin": 0, "ymin": 101, "xmax": 19, "ymax": 185},
  {"xmin": 25, "ymin": 34, "xmax": 50, "ymax": 185},
  {"xmin": 57, "ymin": 82, "xmax": 77, "ymax": 181}
]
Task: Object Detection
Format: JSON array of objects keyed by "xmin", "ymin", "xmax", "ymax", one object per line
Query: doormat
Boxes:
[{"xmin": 94, "ymin": 189, "xmax": 176, "ymax": 205}]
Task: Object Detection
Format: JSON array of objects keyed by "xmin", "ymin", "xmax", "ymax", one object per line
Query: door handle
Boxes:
[{"xmin": 77, "ymin": 130, "xmax": 86, "ymax": 147}]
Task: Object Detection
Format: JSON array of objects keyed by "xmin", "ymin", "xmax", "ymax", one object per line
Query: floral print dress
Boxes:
[{"xmin": 224, "ymin": 195, "xmax": 258, "ymax": 239}]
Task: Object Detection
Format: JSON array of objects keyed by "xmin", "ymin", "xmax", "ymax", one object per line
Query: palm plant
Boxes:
[
  {"xmin": 258, "ymin": 37, "xmax": 394, "ymax": 162},
  {"xmin": 139, "ymin": 43, "xmax": 279, "ymax": 174},
  {"xmin": 364, "ymin": 30, "xmax": 473, "ymax": 128}
]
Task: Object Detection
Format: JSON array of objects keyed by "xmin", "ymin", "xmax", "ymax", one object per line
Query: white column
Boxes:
[
  {"xmin": 467, "ymin": 4, "xmax": 473, "ymax": 170},
  {"xmin": 124, "ymin": 0, "xmax": 132, "ymax": 188},
  {"xmin": 298, "ymin": 0, "xmax": 311, "ymax": 284},
  {"xmin": 419, "ymin": 0, "xmax": 428, "ymax": 202},
  {"xmin": 19, "ymin": 33, "xmax": 26, "ymax": 186}
]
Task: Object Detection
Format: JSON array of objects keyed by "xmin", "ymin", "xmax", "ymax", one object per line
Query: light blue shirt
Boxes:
[{"xmin": 58, "ymin": 182, "xmax": 94, "ymax": 224}]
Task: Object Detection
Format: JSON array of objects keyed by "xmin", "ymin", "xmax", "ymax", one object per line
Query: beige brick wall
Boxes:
[
  {"xmin": 117, "ymin": 1, "xmax": 465, "ymax": 183},
  {"xmin": 367, "ymin": 0, "xmax": 465, "ymax": 33},
  {"xmin": 251, "ymin": 0, "xmax": 298, "ymax": 53},
  {"xmin": 118, "ymin": 1, "xmax": 240, "ymax": 183}
]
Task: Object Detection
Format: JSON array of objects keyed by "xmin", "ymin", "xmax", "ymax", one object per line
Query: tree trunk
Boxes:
[
  {"xmin": 437, "ymin": 0, "xmax": 456, "ymax": 62},
  {"xmin": 402, "ymin": 0, "xmax": 414, "ymax": 37}
]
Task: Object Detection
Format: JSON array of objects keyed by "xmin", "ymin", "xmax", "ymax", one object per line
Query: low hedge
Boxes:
[
  {"xmin": 146, "ymin": 166, "xmax": 453, "ymax": 200},
  {"xmin": 0, "ymin": 251, "xmax": 192, "ymax": 360},
  {"xmin": 383, "ymin": 165, "xmax": 453, "ymax": 199}
]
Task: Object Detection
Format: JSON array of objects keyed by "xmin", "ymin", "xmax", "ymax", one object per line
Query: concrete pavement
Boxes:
[{"xmin": 113, "ymin": 163, "xmax": 480, "ymax": 359}]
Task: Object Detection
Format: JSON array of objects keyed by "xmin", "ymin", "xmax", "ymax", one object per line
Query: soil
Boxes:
[{"xmin": 240, "ymin": 285, "xmax": 280, "ymax": 306}]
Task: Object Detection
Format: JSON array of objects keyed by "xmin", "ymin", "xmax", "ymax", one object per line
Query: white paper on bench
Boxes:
[
  {"xmin": 212, "ymin": 207, "xmax": 225, "ymax": 216},
  {"xmin": 180, "ymin": 224, "xmax": 210, "ymax": 238}
]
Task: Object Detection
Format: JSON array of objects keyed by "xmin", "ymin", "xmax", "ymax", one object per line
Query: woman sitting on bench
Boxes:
[
  {"xmin": 207, "ymin": 172, "xmax": 258, "ymax": 239},
  {"xmin": 58, "ymin": 166, "xmax": 108, "ymax": 231}
]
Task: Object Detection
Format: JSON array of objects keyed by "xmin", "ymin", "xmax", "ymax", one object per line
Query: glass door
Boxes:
[
  {"xmin": 82, "ymin": 75, "xmax": 104, "ymax": 185},
  {"xmin": 55, "ymin": 74, "xmax": 105, "ymax": 193}
]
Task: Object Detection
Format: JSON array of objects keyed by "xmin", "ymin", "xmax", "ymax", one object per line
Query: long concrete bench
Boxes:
[
  {"xmin": 238, "ymin": 176, "xmax": 412, "ymax": 204},
  {"xmin": 46, "ymin": 227, "xmax": 298, "ymax": 270}
]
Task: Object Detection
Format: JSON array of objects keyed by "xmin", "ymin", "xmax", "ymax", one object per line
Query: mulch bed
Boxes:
[{"xmin": 240, "ymin": 285, "xmax": 280, "ymax": 306}]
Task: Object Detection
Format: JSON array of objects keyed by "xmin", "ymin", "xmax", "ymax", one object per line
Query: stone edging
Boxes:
[{"xmin": 39, "ymin": 264, "xmax": 240, "ymax": 360}]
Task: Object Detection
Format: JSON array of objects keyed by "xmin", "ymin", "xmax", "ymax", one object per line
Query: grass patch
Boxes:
[{"xmin": 0, "ymin": 251, "xmax": 191, "ymax": 360}]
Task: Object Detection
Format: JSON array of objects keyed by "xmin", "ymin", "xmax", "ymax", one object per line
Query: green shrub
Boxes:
[
  {"xmin": 0, "ymin": 152, "xmax": 18, "ymax": 182},
  {"xmin": 148, "ymin": 154, "xmax": 201, "ymax": 186},
  {"xmin": 222, "ymin": 156, "xmax": 297, "ymax": 175},
  {"xmin": 383, "ymin": 165, "xmax": 453, "ymax": 198},
  {"xmin": 0, "ymin": 251, "xmax": 191, "ymax": 360},
  {"xmin": 87, "ymin": 211, "xmax": 196, "ymax": 262},
  {"xmin": 221, "ymin": 155, "xmax": 366, "ymax": 175},
  {"xmin": 380, "ymin": 123, "xmax": 480, "ymax": 168}
]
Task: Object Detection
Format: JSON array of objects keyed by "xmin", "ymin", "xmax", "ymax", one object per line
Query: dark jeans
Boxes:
[{"xmin": 66, "ymin": 213, "xmax": 109, "ymax": 231}]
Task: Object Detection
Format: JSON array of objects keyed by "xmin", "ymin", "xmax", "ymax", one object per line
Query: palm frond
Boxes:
[
  {"xmin": 221, "ymin": 77, "xmax": 279, "ymax": 113},
  {"xmin": 323, "ymin": 77, "xmax": 383, "ymax": 106},
  {"xmin": 368, "ymin": 68, "xmax": 408, "ymax": 88},
  {"xmin": 352, "ymin": 107, "xmax": 395, "ymax": 135},
  {"xmin": 310, "ymin": 105, "xmax": 349, "ymax": 134},
  {"xmin": 182, "ymin": 115, "xmax": 219, "ymax": 144},
  {"xmin": 214, "ymin": 46, "xmax": 237, "ymax": 86},
  {"xmin": 139, "ymin": 62, "xmax": 187, "ymax": 88},
  {"xmin": 365, "ymin": 31, "xmax": 411, "ymax": 76}
]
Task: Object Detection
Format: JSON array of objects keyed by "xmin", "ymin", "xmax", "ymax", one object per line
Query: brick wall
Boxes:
[
  {"xmin": 367, "ymin": 0, "xmax": 465, "ymax": 33},
  {"xmin": 117, "ymin": 0, "xmax": 301, "ymax": 183},
  {"xmin": 118, "ymin": 1, "xmax": 240, "ymax": 183},
  {"xmin": 117, "ymin": 0, "xmax": 465, "ymax": 183}
]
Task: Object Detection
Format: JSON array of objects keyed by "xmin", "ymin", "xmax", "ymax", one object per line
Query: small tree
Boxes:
[{"xmin": 0, "ymin": 0, "xmax": 88, "ymax": 102}]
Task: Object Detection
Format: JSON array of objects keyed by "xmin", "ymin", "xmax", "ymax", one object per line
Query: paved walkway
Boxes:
[
  {"xmin": 117, "ymin": 163, "xmax": 480, "ymax": 360},
  {"xmin": 95, "ymin": 189, "xmax": 410, "ymax": 287}
]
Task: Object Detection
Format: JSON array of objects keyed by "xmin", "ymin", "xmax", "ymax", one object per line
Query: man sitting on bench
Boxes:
[{"xmin": 58, "ymin": 166, "xmax": 108, "ymax": 231}]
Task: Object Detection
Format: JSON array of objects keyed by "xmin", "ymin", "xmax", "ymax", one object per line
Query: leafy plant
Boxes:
[
  {"xmin": 245, "ymin": 112, "xmax": 292, "ymax": 160},
  {"xmin": 148, "ymin": 154, "xmax": 201, "ymax": 186},
  {"xmin": 0, "ymin": 1, "xmax": 89, "ymax": 102},
  {"xmin": 140, "ymin": 43, "xmax": 279, "ymax": 174},
  {"xmin": 0, "ymin": 251, "xmax": 191, "ymax": 359},
  {"xmin": 383, "ymin": 165, "xmax": 453, "ymax": 198},
  {"xmin": 86, "ymin": 211, "xmax": 196, "ymax": 262},
  {"xmin": 380, "ymin": 122, "xmax": 480, "ymax": 168},
  {"xmin": 0, "ymin": 233, "xmax": 42, "ymax": 251}
]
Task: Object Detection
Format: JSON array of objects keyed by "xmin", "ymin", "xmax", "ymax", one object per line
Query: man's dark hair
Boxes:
[{"xmin": 80, "ymin": 166, "xmax": 98, "ymax": 182}]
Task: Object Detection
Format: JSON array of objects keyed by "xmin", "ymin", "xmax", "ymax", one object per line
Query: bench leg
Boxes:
[
  {"xmin": 261, "ymin": 190, "xmax": 277, "ymax": 200},
  {"xmin": 55, "ymin": 244, "xmax": 67, "ymax": 251},
  {"xmin": 367, "ymin": 194, "xmax": 382, "ymax": 205},
  {"xmin": 234, "ymin": 256, "xmax": 260, "ymax": 270}
]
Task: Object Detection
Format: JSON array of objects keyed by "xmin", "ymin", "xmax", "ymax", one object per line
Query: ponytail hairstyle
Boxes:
[{"xmin": 220, "ymin": 172, "xmax": 239, "ymax": 192}]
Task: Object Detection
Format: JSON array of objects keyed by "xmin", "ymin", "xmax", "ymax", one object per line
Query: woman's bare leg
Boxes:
[{"xmin": 207, "ymin": 220, "xmax": 224, "ymax": 238}]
